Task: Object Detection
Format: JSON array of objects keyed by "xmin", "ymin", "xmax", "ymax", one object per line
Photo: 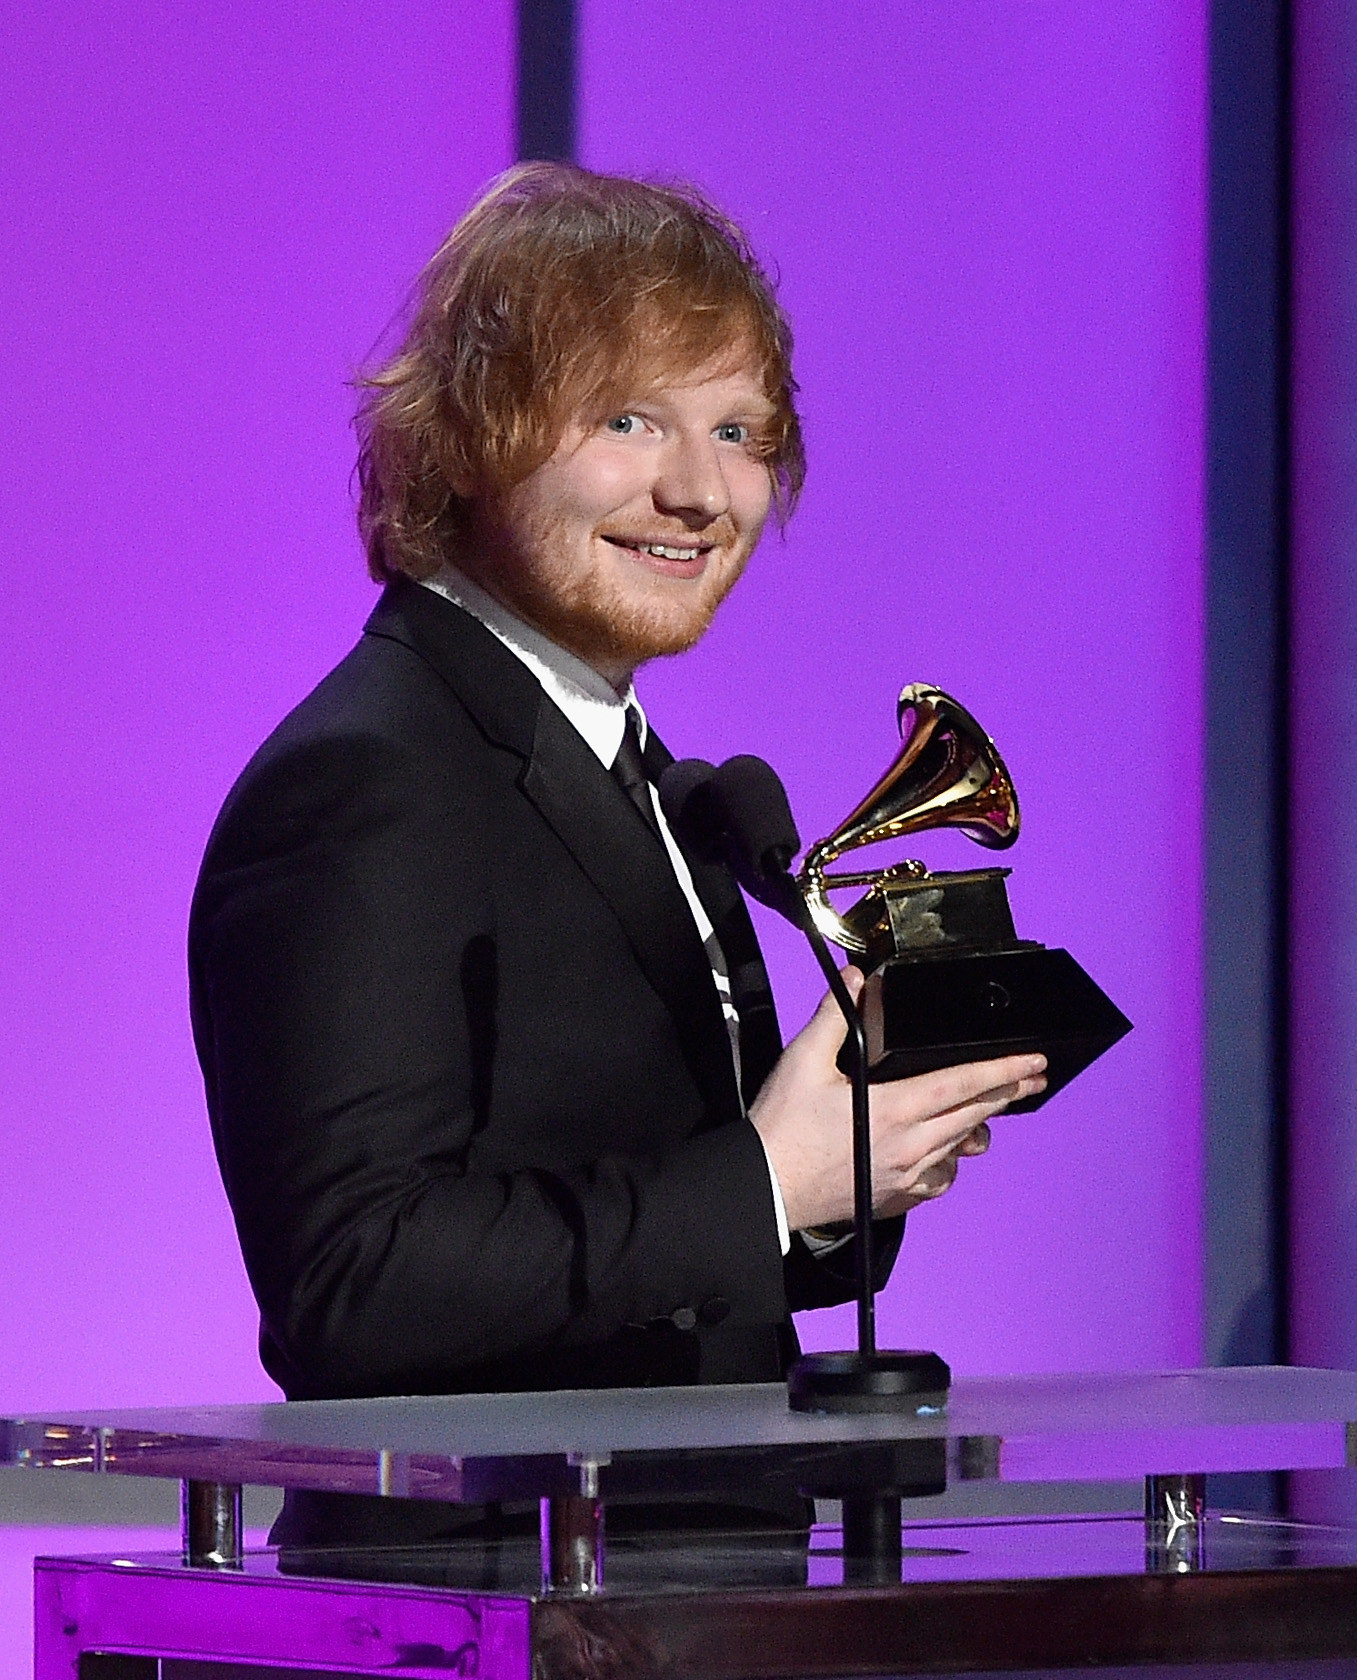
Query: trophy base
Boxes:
[
  {"xmin": 862, "ymin": 944, "xmax": 1132, "ymax": 1112},
  {"xmin": 787, "ymin": 1349, "xmax": 951, "ymax": 1413}
]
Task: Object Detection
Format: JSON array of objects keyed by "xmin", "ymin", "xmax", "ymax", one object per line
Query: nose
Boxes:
[{"xmin": 652, "ymin": 431, "xmax": 731, "ymax": 526}]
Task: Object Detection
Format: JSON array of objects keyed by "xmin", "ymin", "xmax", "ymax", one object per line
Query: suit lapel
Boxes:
[
  {"xmin": 364, "ymin": 577, "xmax": 541, "ymax": 755},
  {"xmin": 521, "ymin": 703, "xmax": 745, "ymax": 1126},
  {"xmin": 364, "ymin": 581, "xmax": 747, "ymax": 1126}
]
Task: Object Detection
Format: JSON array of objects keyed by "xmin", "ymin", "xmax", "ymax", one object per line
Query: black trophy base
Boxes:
[
  {"xmin": 787, "ymin": 1349, "xmax": 951, "ymax": 1413},
  {"xmin": 862, "ymin": 944, "xmax": 1132, "ymax": 1112}
]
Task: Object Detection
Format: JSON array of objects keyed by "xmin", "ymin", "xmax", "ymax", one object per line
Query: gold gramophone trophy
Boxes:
[
  {"xmin": 798, "ymin": 684, "xmax": 1129, "ymax": 1107},
  {"xmin": 656, "ymin": 696, "xmax": 1128, "ymax": 1429}
]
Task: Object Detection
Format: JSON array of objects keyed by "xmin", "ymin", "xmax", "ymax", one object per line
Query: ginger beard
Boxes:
[
  {"xmin": 470, "ymin": 499, "xmax": 756, "ymax": 676},
  {"xmin": 459, "ymin": 362, "xmax": 777, "ymax": 685}
]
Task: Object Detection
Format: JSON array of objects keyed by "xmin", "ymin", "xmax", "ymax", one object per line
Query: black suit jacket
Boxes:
[{"xmin": 190, "ymin": 579, "xmax": 894, "ymax": 1404}]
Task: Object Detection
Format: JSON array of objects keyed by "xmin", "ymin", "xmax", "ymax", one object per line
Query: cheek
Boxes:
[
  {"xmin": 730, "ymin": 463, "xmax": 774, "ymax": 536},
  {"xmin": 552, "ymin": 447, "xmax": 649, "ymax": 525}
]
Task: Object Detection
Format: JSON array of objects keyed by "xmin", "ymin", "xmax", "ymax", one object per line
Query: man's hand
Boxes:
[{"xmin": 749, "ymin": 968, "xmax": 1046, "ymax": 1232}]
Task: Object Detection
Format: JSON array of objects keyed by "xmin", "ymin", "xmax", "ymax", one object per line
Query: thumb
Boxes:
[{"xmin": 801, "ymin": 966, "xmax": 864, "ymax": 1048}]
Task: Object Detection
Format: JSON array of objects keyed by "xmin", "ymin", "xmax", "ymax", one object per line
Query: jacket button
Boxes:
[
  {"xmin": 698, "ymin": 1296, "xmax": 731, "ymax": 1327},
  {"xmin": 670, "ymin": 1306, "xmax": 698, "ymax": 1332}
]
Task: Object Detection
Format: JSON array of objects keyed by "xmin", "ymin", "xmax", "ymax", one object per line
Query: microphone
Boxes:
[
  {"xmin": 710, "ymin": 756, "xmax": 801, "ymax": 905},
  {"xmin": 658, "ymin": 755, "xmax": 802, "ymax": 915},
  {"xmin": 656, "ymin": 758, "xmax": 722, "ymax": 861}
]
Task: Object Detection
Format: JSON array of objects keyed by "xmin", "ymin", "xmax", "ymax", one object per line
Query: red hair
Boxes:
[{"xmin": 356, "ymin": 163, "xmax": 805, "ymax": 583}]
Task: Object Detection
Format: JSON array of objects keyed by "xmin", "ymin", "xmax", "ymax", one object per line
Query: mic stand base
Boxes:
[{"xmin": 787, "ymin": 1348, "xmax": 951, "ymax": 1413}]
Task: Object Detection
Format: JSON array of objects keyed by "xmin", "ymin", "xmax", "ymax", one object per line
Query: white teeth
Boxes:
[
  {"xmin": 637, "ymin": 543, "xmax": 700, "ymax": 560},
  {"xmin": 605, "ymin": 536, "xmax": 706, "ymax": 561}
]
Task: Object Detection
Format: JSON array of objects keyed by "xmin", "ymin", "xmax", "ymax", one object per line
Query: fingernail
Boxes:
[{"xmin": 1026, "ymin": 1055, "xmax": 1047, "ymax": 1075}]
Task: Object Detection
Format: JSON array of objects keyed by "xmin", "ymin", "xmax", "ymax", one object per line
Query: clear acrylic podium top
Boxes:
[{"xmin": 4, "ymin": 1366, "xmax": 1356, "ymax": 1503}]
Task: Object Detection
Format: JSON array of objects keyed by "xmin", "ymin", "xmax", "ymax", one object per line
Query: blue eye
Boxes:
[
  {"xmin": 716, "ymin": 423, "xmax": 750, "ymax": 444},
  {"xmin": 605, "ymin": 414, "xmax": 639, "ymax": 435}
]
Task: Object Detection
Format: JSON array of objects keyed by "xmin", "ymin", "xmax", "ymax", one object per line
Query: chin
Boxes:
[
  {"xmin": 595, "ymin": 601, "xmax": 724, "ymax": 668},
  {"xmin": 550, "ymin": 573, "xmax": 737, "ymax": 671}
]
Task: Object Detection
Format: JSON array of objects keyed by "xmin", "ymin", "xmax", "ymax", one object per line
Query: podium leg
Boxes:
[
  {"xmin": 182, "ymin": 1478, "xmax": 243, "ymax": 1568},
  {"xmin": 842, "ymin": 1493, "xmax": 903, "ymax": 1584},
  {"xmin": 541, "ymin": 1454, "xmax": 607, "ymax": 1596},
  {"xmin": 540, "ymin": 1495, "xmax": 604, "ymax": 1595},
  {"xmin": 1145, "ymin": 1472, "xmax": 1205, "ymax": 1573}
]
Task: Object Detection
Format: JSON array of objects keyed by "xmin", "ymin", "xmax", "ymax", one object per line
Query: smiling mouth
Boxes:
[{"xmin": 602, "ymin": 536, "xmax": 712, "ymax": 562}]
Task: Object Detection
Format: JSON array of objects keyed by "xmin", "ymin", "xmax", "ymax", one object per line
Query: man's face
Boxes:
[{"xmin": 465, "ymin": 357, "xmax": 777, "ymax": 685}]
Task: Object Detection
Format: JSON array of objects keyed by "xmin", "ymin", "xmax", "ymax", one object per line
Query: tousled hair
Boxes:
[{"xmin": 355, "ymin": 163, "xmax": 805, "ymax": 582}]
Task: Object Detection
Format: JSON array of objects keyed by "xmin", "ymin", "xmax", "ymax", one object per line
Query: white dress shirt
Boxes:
[{"xmin": 420, "ymin": 566, "xmax": 792, "ymax": 1254}]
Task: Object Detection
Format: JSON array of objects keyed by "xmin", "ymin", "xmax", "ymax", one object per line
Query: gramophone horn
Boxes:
[{"xmin": 797, "ymin": 684, "xmax": 1020, "ymax": 952}]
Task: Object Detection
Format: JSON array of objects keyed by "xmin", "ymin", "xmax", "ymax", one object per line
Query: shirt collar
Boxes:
[{"xmin": 420, "ymin": 565, "xmax": 645, "ymax": 768}]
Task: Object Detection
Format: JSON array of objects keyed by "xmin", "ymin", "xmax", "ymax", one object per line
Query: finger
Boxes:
[
  {"xmin": 794, "ymin": 967, "xmax": 868, "ymax": 1067},
  {"xmin": 891, "ymin": 1082, "xmax": 1036, "ymax": 1168},
  {"xmin": 877, "ymin": 1076, "xmax": 1024, "ymax": 1145},
  {"xmin": 956, "ymin": 1121, "xmax": 991, "ymax": 1157},
  {"xmin": 930, "ymin": 1068, "xmax": 1046, "ymax": 1122},
  {"xmin": 907, "ymin": 1154, "xmax": 960, "ymax": 1202},
  {"xmin": 881, "ymin": 1053, "xmax": 1047, "ymax": 1125},
  {"xmin": 901, "ymin": 1119, "xmax": 996, "ymax": 1184},
  {"xmin": 798, "ymin": 980, "xmax": 856, "ymax": 1056}
]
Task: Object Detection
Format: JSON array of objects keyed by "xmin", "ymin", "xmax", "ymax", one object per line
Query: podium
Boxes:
[{"xmin": 10, "ymin": 1367, "xmax": 1357, "ymax": 1678}]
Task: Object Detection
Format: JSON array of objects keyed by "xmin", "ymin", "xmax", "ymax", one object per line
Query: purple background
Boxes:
[
  {"xmin": 0, "ymin": 0, "xmax": 514, "ymax": 1408},
  {"xmin": 581, "ymin": 3, "xmax": 1207, "ymax": 1373},
  {"xmin": 1, "ymin": 0, "xmax": 1205, "ymax": 1409}
]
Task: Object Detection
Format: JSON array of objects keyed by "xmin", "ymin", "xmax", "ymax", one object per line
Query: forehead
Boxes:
[
  {"xmin": 591, "ymin": 346, "xmax": 772, "ymax": 414},
  {"xmin": 581, "ymin": 299, "xmax": 766, "ymax": 390}
]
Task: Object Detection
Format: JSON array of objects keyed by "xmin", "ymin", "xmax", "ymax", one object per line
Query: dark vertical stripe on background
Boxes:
[
  {"xmin": 1204, "ymin": 0, "xmax": 1291, "ymax": 1389},
  {"xmin": 1287, "ymin": 0, "xmax": 1357, "ymax": 1524},
  {"xmin": 517, "ymin": 0, "xmax": 576, "ymax": 161}
]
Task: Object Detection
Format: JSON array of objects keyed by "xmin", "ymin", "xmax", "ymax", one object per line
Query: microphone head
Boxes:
[
  {"xmin": 711, "ymin": 755, "xmax": 802, "ymax": 910},
  {"xmin": 659, "ymin": 753, "xmax": 805, "ymax": 923},
  {"xmin": 657, "ymin": 758, "xmax": 722, "ymax": 862}
]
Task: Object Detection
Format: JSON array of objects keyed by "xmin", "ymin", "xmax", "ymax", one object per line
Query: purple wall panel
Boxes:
[
  {"xmin": 579, "ymin": 4, "xmax": 1208, "ymax": 1372},
  {"xmin": 1290, "ymin": 0, "xmax": 1357, "ymax": 1520},
  {"xmin": 0, "ymin": 0, "xmax": 513, "ymax": 1406}
]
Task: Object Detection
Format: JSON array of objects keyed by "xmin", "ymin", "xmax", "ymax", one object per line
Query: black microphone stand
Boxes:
[
  {"xmin": 767, "ymin": 871, "xmax": 950, "ymax": 1582},
  {"xmin": 657, "ymin": 756, "xmax": 949, "ymax": 1577},
  {"xmin": 765, "ymin": 868, "xmax": 949, "ymax": 1410},
  {"xmin": 792, "ymin": 900, "xmax": 881, "ymax": 1360}
]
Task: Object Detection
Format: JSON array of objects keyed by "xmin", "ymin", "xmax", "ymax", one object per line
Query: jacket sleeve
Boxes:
[
  {"xmin": 782, "ymin": 1218, "xmax": 906, "ymax": 1312},
  {"xmin": 190, "ymin": 725, "xmax": 788, "ymax": 1397}
]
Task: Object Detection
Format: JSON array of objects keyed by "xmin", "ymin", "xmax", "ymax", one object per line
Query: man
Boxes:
[{"xmin": 189, "ymin": 165, "xmax": 1044, "ymax": 1534}]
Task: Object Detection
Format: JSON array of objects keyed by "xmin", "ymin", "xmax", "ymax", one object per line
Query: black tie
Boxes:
[{"xmin": 611, "ymin": 710, "xmax": 662, "ymax": 839}]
